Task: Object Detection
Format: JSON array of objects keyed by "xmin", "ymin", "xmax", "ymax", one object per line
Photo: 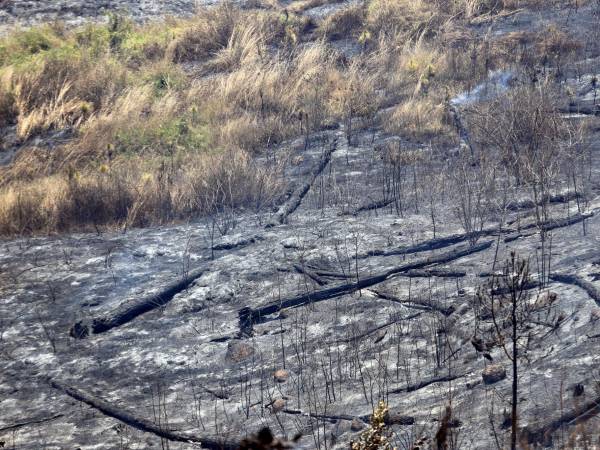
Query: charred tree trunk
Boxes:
[
  {"xmin": 70, "ymin": 267, "xmax": 206, "ymax": 338},
  {"xmin": 266, "ymin": 138, "xmax": 337, "ymax": 228},
  {"xmin": 47, "ymin": 377, "xmax": 239, "ymax": 449},
  {"xmin": 246, "ymin": 240, "xmax": 493, "ymax": 325}
]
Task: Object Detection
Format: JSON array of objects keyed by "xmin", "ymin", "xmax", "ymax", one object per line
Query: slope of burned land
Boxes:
[{"xmin": 2, "ymin": 1, "xmax": 600, "ymax": 449}]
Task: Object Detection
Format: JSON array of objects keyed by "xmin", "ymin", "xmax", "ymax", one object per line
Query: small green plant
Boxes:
[
  {"xmin": 0, "ymin": 26, "xmax": 66, "ymax": 66},
  {"xmin": 75, "ymin": 24, "xmax": 111, "ymax": 57},
  {"xmin": 351, "ymin": 401, "xmax": 395, "ymax": 450},
  {"xmin": 144, "ymin": 64, "xmax": 186, "ymax": 95},
  {"xmin": 107, "ymin": 13, "xmax": 133, "ymax": 52}
]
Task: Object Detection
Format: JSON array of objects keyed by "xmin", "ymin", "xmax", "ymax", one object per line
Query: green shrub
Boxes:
[
  {"xmin": 75, "ymin": 24, "xmax": 111, "ymax": 57},
  {"xmin": 0, "ymin": 26, "xmax": 68, "ymax": 66}
]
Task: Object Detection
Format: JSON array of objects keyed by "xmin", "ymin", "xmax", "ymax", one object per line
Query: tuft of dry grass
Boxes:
[
  {"xmin": 384, "ymin": 94, "xmax": 455, "ymax": 143},
  {"xmin": 167, "ymin": 3, "xmax": 239, "ymax": 63},
  {"xmin": 15, "ymin": 82, "xmax": 92, "ymax": 140},
  {"xmin": 318, "ymin": 3, "xmax": 365, "ymax": 41},
  {"xmin": 0, "ymin": 70, "xmax": 16, "ymax": 127},
  {"xmin": 194, "ymin": 42, "xmax": 346, "ymax": 152},
  {"xmin": 0, "ymin": 149, "xmax": 280, "ymax": 235},
  {"xmin": 5, "ymin": 47, "xmax": 130, "ymax": 142},
  {"xmin": 366, "ymin": 0, "xmax": 438, "ymax": 40}
]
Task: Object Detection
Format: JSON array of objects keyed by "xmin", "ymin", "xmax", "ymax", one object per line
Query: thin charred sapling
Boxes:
[{"xmin": 477, "ymin": 252, "xmax": 537, "ymax": 450}]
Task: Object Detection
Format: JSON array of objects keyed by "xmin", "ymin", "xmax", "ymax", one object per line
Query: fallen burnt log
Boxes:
[
  {"xmin": 212, "ymin": 234, "xmax": 263, "ymax": 251},
  {"xmin": 401, "ymin": 268, "xmax": 466, "ymax": 278},
  {"xmin": 47, "ymin": 378, "xmax": 238, "ymax": 449},
  {"xmin": 339, "ymin": 198, "xmax": 394, "ymax": 216},
  {"xmin": 304, "ymin": 264, "xmax": 352, "ymax": 280},
  {"xmin": 0, "ymin": 413, "xmax": 64, "ymax": 433},
  {"xmin": 70, "ymin": 267, "xmax": 207, "ymax": 338},
  {"xmin": 521, "ymin": 393, "xmax": 600, "ymax": 446},
  {"xmin": 281, "ymin": 408, "xmax": 360, "ymax": 423},
  {"xmin": 503, "ymin": 231, "xmax": 536, "ymax": 243},
  {"xmin": 277, "ymin": 265, "xmax": 328, "ymax": 286},
  {"xmin": 281, "ymin": 408, "xmax": 415, "ymax": 426},
  {"xmin": 550, "ymin": 273, "xmax": 600, "ymax": 306},
  {"xmin": 560, "ymin": 101, "xmax": 600, "ymax": 117},
  {"xmin": 388, "ymin": 373, "xmax": 466, "ymax": 395},
  {"xmin": 266, "ymin": 138, "xmax": 337, "ymax": 228},
  {"xmin": 356, "ymin": 232, "xmax": 489, "ymax": 259},
  {"xmin": 292, "ymin": 263, "xmax": 327, "ymax": 286},
  {"xmin": 247, "ymin": 240, "xmax": 493, "ymax": 325},
  {"xmin": 541, "ymin": 212, "xmax": 593, "ymax": 232},
  {"xmin": 369, "ymin": 289, "xmax": 456, "ymax": 316},
  {"xmin": 290, "ymin": 266, "xmax": 464, "ymax": 284},
  {"xmin": 360, "ymin": 211, "xmax": 593, "ymax": 259},
  {"xmin": 506, "ymin": 191, "xmax": 584, "ymax": 212},
  {"xmin": 335, "ymin": 312, "xmax": 423, "ymax": 344},
  {"xmin": 503, "ymin": 211, "xmax": 593, "ymax": 242}
]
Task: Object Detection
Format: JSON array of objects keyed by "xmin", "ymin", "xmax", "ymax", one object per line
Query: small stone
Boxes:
[
  {"xmin": 225, "ymin": 341, "xmax": 255, "ymax": 363},
  {"xmin": 350, "ymin": 418, "xmax": 365, "ymax": 431},
  {"xmin": 271, "ymin": 398, "xmax": 286, "ymax": 413},
  {"xmin": 590, "ymin": 308, "xmax": 600, "ymax": 322},
  {"xmin": 573, "ymin": 383, "xmax": 585, "ymax": 397},
  {"xmin": 331, "ymin": 419, "xmax": 352, "ymax": 441},
  {"xmin": 535, "ymin": 291, "xmax": 558, "ymax": 309},
  {"xmin": 482, "ymin": 364, "xmax": 506, "ymax": 384},
  {"xmin": 273, "ymin": 369, "xmax": 289, "ymax": 383},
  {"xmin": 281, "ymin": 238, "xmax": 302, "ymax": 250},
  {"xmin": 466, "ymin": 379, "xmax": 482, "ymax": 389}
]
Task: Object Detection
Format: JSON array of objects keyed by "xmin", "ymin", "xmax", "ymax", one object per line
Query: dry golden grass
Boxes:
[
  {"xmin": 0, "ymin": 71, "xmax": 16, "ymax": 127},
  {"xmin": 328, "ymin": 59, "xmax": 380, "ymax": 136},
  {"xmin": 384, "ymin": 94, "xmax": 455, "ymax": 143},
  {"xmin": 489, "ymin": 24, "xmax": 583, "ymax": 76},
  {"xmin": 318, "ymin": 3, "xmax": 365, "ymax": 41},
  {"xmin": 366, "ymin": 0, "xmax": 438, "ymax": 40},
  {"xmin": 0, "ymin": 149, "xmax": 280, "ymax": 234},
  {"xmin": 0, "ymin": 1, "xmax": 478, "ymax": 235},
  {"xmin": 15, "ymin": 82, "xmax": 92, "ymax": 140},
  {"xmin": 194, "ymin": 42, "xmax": 347, "ymax": 151},
  {"xmin": 167, "ymin": 3, "xmax": 239, "ymax": 62},
  {"xmin": 0, "ymin": 0, "xmax": 585, "ymax": 235},
  {"xmin": 0, "ymin": 4, "xmax": 361, "ymax": 235},
  {"xmin": 4, "ymin": 48, "xmax": 130, "ymax": 143}
]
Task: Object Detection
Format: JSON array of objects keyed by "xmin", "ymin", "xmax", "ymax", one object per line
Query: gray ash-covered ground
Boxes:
[
  {"xmin": 0, "ymin": 0, "xmax": 197, "ymax": 32},
  {"xmin": 2, "ymin": 2, "xmax": 600, "ymax": 450}
]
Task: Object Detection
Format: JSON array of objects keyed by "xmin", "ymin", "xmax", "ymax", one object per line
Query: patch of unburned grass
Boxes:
[{"xmin": 0, "ymin": 0, "xmax": 585, "ymax": 235}]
